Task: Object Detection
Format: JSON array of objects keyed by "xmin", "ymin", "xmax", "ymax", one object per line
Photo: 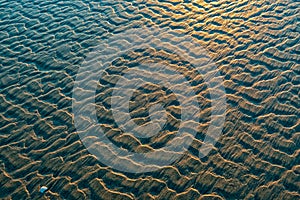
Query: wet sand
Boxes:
[{"xmin": 0, "ymin": 0, "xmax": 299, "ymax": 199}]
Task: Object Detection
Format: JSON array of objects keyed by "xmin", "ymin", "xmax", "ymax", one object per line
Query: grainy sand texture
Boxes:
[{"xmin": 0, "ymin": 0, "xmax": 299, "ymax": 199}]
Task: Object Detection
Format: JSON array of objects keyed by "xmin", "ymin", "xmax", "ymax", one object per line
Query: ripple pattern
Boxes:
[{"xmin": 0, "ymin": 0, "xmax": 299, "ymax": 199}]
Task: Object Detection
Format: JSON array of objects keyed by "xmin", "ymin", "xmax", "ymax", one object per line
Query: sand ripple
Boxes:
[{"xmin": 0, "ymin": 0, "xmax": 299, "ymax": 199}]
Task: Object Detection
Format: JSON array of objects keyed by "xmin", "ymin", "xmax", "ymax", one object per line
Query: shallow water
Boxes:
[{"xmin": 0, "ymin": 0, "xmax": 299, "ymax": 199}]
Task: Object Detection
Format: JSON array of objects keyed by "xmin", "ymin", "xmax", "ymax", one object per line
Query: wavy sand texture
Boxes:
[{"xmin": 0, "ymin": 0, "xmax": 299, "ymax": 199}]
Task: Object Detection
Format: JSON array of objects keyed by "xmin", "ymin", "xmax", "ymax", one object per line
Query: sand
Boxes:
[{"xmin": 0, "ymin": 0, "xmax": 299, "ymax": 199}]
